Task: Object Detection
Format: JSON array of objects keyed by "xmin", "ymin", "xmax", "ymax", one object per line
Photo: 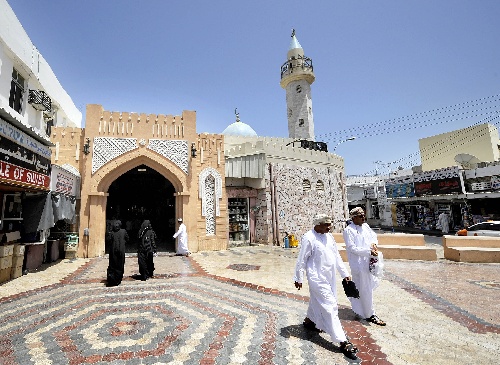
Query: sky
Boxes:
[{"xmin": 7, "ymin": 0, "xmax": 500, "ymax": 176}]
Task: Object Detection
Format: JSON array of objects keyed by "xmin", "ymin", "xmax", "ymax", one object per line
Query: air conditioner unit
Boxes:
[{"xmin": 28, "ymin": 90, "xmax": 51, "ymax": 111}]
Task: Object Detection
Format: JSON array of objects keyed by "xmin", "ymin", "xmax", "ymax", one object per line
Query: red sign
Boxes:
[{"xmin": 0, "ymin": 160, "xmax": 49, "ymax": 189}]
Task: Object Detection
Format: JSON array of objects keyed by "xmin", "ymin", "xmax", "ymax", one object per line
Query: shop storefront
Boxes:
[
  {"xmin": 387, "ymin": 167, "xmax": 470, "ymax": 232},
  {"xmin": 0, "ymin": 117, "xmax": 52, "ymax": 282},
  {"xmin": 226, "ymin": 187, "xmax": 258, "ymax": 246}
]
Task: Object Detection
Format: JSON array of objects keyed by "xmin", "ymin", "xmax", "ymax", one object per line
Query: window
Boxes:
[
  {"xmin": 296, "ymin": 85, "xmax": 302, "ymax": 93},
  {"xmin": 303, "ymin": 179, "xmax": 311, "ymax": 192},
  {"xmin": 299, "ymin": 119, "xmax": 304, "ymax": 126},
  {"xmin": 9, "ymin": 69, "xmax": 25, "ymax": 113},
  {"xmin": 316, "ymin": 180, "xmax": 324, "ymax": 192}
]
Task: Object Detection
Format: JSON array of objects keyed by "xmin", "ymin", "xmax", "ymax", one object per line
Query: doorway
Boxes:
[{"xmin": 106, "ymin": 164, "xmax": 176, "ymax": 253}]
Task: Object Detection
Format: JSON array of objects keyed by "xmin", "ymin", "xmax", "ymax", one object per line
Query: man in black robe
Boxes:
[
  {"xmin": 137, "ymin": 220, "xmax": 157, "ymax": 280},
  {"xmin": 106, "ymin": 220, "xmax": 129, "ymax": 286}
]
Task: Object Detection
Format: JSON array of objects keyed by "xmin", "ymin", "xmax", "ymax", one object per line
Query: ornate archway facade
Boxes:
[{"xmin": 51, "ymin": 104, "xmax": 227, "ymax": 258}]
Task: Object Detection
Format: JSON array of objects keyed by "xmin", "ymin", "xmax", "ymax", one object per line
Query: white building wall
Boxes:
[
  {"xmin": 0, "ymin": 0, "xmax": 81, "ymax": 138},
  {"xmin": 286, "ymin": 80, "xmax": 314, "ymax": 140}
]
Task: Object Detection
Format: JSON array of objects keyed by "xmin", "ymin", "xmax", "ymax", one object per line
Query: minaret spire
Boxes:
[{"xmin": 280, "ymin": 30, "xmax": 315, "ymax": 140}]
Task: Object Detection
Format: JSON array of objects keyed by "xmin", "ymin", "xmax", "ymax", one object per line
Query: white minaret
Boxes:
[{"xmin": 280, "ymin": 29, "xmax": 315, "ymax": 141}]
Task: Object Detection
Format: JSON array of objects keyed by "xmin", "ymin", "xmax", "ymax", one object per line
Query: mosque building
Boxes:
[{"xmin": 50, "ymin": 31, "xmax": 347, "ymax": 257}]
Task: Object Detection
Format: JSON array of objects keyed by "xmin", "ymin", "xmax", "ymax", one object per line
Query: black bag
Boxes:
[{"xmin": 342, "ymin": 278, "xmax": 360, "ymax": 298}]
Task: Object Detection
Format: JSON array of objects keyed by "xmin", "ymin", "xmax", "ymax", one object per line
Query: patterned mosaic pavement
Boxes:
[{"xmin": 0, "ymin": 246, "xmax": 499, "ymax": 365}]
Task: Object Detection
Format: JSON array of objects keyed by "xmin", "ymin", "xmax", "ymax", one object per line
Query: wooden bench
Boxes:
[{"xmin": 443, "ymin": 236, "xmax": 500, "ymax": 263}]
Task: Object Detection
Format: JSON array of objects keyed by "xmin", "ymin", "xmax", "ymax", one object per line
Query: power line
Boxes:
[
  {"xmin": 352, "ymin": 112, "xmax": 500, "ymax": 176},
  {"xmin": 317, "ymin": 93, "xmax": 500, "ymax": 142}
]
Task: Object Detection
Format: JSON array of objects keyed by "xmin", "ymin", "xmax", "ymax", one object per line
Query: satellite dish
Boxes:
[{"xmin": 454, "ymin": 153, "xmax": 481, "ymax": 169}]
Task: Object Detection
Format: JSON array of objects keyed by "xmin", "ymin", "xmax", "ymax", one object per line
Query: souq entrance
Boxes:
[{"xmin": 106, "ymin": 164, "xmax": 176, "ymax": 253}]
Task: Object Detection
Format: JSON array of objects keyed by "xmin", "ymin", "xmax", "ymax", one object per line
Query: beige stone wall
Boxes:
[
  {"xmin": 52, "ymin": 104, "xmax": 227, "ymax": 258},
  {"xmin": 267, "ymin": 162, "xmax": 346, "ymax": 244},
  {"xmin": 419, "ymin": 123, "xmax": 500, "ymax": 171},
  {"xmin": 50, "ymin": 126, "xmax": 84, "ymax": 173}
]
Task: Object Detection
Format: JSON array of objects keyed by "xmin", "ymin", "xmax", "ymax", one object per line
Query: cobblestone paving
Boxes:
[{"xmin": 0, "ymin": 246, "xmax": 499, "ymax": 364}]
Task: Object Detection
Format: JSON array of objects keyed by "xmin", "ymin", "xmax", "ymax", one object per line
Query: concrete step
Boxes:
[
  {"xmin": 444, "ymin": 247, "xmax": 500, "ymax": 263},
  {"xmin": 333, "ymin": 232, "xmax": 427, "ymax": 246},
  {"xmin": 443, "ymin": 236, "xmax": 500, "ymax": 248},
  {"xmin": 337, "ymin": 244, "xmax": 437, "ymax": 261}
]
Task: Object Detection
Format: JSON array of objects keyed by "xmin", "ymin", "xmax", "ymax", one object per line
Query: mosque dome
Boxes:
[{"xmin": 221, "ymin": 110, "xmax": 258, "ymax": 137}]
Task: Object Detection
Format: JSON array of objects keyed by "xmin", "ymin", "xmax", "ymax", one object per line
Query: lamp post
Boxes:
[{"xmin": 333, "ymin": 136, "xmax": 356, "ymax": 152}]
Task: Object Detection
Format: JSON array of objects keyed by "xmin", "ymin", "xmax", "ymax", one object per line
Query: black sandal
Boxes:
[
  {"xmin": 340, "ymin": 341, "xmax": 359, "ymax": 360},
  {"xmin": 302, "ymin": 318, "xmax": 323, "ymax": 332},
  {"xmin": 366, "ymin": 315, "xmax": 386, "ymax": 326}
]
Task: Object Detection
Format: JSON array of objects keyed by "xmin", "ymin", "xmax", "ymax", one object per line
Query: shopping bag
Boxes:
[{"xmin": 369, "ymin": 251, "xmax": 385, "ymax": 279}]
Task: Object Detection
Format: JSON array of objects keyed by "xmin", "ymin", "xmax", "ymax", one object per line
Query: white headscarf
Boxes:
[
  {"xmin": 349, "ymin": 207, "xmax": 365, "ymax": 218},
  {"xmin": 313, "ymin": 214, "xmax": 332, "ymax": 226}
]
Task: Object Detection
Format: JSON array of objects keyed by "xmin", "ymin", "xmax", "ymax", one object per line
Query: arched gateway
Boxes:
[{"xmin": 50, "ymin": 104, "xmax": 228, "ymax": 258}]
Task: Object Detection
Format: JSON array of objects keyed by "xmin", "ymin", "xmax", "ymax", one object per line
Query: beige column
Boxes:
[
  {"xmin": 174, "ymin": 192, "xmax": 196, "ymax": 252},
  {"xmin": 85, "ymin": 192, "xmax": 109, "ymax": 257}
]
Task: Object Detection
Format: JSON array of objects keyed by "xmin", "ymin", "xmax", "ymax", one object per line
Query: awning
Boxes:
[{"xmin": 21, "ymin": 192, "xmax": 76, "ymax": 234}]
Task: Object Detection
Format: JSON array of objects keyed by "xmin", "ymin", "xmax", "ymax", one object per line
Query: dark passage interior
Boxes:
[{"xmin": 106, "ymin": 164, "xmax": 176, "ymax": 253}]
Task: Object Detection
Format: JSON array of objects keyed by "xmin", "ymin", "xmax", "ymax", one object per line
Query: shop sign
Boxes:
[
  {"xmin": 364, "ymin": 186, "xmax": 377, "ymax": 199},
  {"xmin": 385, "ymin": 183, "xmax": 415, "ymax": 198},
  {"xmin": 0, "ymin": 160, "xmax": 49, "ymax": 189},
  {"xmin": 50, "ymin": 165, "xmax": 79, "ymax": 196},
  {"xmin": 0, "ymin": 135, "xmax": 51, "ymax": 176},
  {"xmin": 471, "ymin": 182, "xmax": 492, "ymax": 191},
  {"xmin": 377, "ymin": 185, "xmax": 388, "ymax": 204},
  {"xmin": 415, "ymin": 177, "xmax": 462, "ymax": 196},
  {"xmin": 491, "ymin": 176, "xmax": 500, "ymax": 190},
  {"xmin": 0, "ymin": 118, "xmax": 52, "ymax": 158}
]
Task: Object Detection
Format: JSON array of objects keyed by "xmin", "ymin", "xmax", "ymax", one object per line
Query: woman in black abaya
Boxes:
[
  {"xmin": 137, "ymin": 220, "xmax": 157, "ymax": 280},
  {"xmin": 106, "ymin": 220, "xmax": 129, "ymax": 286}
]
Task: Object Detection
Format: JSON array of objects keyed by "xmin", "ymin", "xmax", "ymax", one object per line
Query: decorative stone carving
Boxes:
[
  {"xmin": 204, "ymin": 175, "xmax": 216, "ymax": 235},
  {"xmin": 199, "ymin": 167, "xmax": 222, "ymax": 217},
  {"xmin": 92, "ymin": 137, "xmax": 138, "ymax": 174},
  {"xmin": 148, "ymin": 140, "xmax": 189, "ymax": 174}
]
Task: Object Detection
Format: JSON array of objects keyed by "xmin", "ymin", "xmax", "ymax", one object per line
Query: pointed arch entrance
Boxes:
[{"xmin": 106, "ymin": 164, "xmax": 176, "ymax": 253}]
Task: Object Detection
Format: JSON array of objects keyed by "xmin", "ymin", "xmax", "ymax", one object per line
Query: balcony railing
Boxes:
[{"xmin": 280, "ymin": 55, "xmax": 313, "ymax": 79}]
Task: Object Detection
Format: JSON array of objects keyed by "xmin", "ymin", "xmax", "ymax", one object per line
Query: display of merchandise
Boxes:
[{"xmin": 228, "ymin": 198, "xmax": 249, "ymax": 242}]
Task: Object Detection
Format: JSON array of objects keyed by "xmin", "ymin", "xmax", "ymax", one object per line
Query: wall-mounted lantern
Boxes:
[
  {"xmin": 191, "ymin": 142, "xmax": 197, "ymax": 157},
  {"xmin": 83, "ymin": 138, "xmax": 91, "ymax": 155}
]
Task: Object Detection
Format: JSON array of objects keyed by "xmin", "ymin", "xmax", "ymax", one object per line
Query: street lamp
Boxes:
[{"xmin": 333, "ymin": 136, "xmax": 356, "ymax": 152}]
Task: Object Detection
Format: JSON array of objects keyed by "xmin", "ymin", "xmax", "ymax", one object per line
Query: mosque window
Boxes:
[
  {"xmin": 316, "ymin": 180, "xmax": 325, "ymax": 193},
  {"xmin": 288, "ymin": 108, "xmax": 292, "ymax": 118},
  {"xmin": 296, "ymin": 85, "xmax": 302, "ymax": 93},
  {"xmin": 299, "ymin": 119, "xmax": 304, "ymax": 126},
  {"xmin": 303, "ymin": 179, "xmax": 311, "ymax": 192}
]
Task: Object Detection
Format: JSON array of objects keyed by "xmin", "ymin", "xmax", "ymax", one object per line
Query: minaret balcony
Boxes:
[
  {"xmin": 280, "ymin": 56, "xmax": 314, "ymax": 79},
  {"xmin": 280, "ymin": 56, "xmax": 315, "ymax": 88}
]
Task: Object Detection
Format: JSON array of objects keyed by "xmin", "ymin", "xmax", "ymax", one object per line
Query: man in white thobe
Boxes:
[
  {"xmin": 438, "ymin": 212, "xmax": 450, "ymax": 234},
  {"xmin": 343, "ymin": 207, "xmax": 386, "ymax": 326},
  {"xmin": 173, "ymin": 218, "xmax": 190, "ymax": 256},
  {"xmin": 294, "ymin": 214, "xmax": 359, "ymax": 360}
]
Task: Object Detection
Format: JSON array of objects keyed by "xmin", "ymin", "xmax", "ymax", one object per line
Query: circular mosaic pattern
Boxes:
[{"xmin": 0, "ymin": 275, "xmax": 386, "ymax": 365}]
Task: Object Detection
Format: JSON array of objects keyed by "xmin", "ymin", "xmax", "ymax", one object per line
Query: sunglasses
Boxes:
[{"xmin": 354, "ymin": 215, "xmax": 365, "ymax": 218}]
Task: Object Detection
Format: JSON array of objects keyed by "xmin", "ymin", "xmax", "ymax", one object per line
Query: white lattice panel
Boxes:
[
  {"xmin": 204, "ymin": 175, "xmax": 216, "ymax": 235},
  {"xmin": 92, "ymin": 138, "xmax": 138, "ymax": 174},
  {"xmin": 199, "ymin": 167, "xmax": 222, "ymax": 217},
  {"xmin": 148, "ymin": 140, "xmax": 189, "ymax": 174}
]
